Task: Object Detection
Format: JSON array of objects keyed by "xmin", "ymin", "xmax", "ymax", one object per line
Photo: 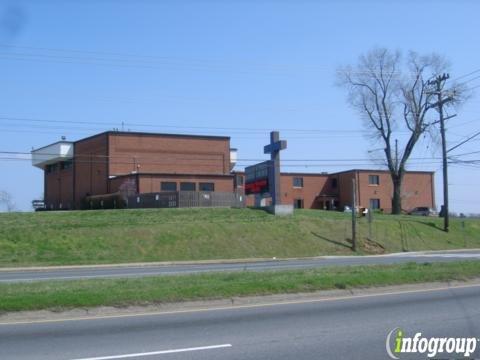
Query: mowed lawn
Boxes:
[
  {"xmin": 0, "ymin": 208, "xmax": 479, "ymax": 266},
  {"xmin": 1, "ymin": 261, "xmax": 480, "ymax": 312}
]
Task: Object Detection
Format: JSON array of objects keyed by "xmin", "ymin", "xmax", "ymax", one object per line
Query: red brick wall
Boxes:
[
  {"xmin": 402, "ymin": 172, "xmax": 435, "ymax": 211},
  {"xmin": 279, "ymin": 174, "xmax": 335, "ymax": 208},
  {"xmin": 109, "ymin": 174, "xmax": 234, "ymax": 194},
  {"xmin": 138, "ymin": 174, "xmax": 234, "ymax": 193},
  {"xmin": 240, "ymin": 173, "xmax": 338, "ymax": 209},
  {"xmin": 73, "ymin": 133, "xmax": 109, "ymax": 208},
  {"xmin": 356, "ymin": 171, "xmax": 434, "ymax": 213},
  {"xmin": 238, "ymin": 170, "xmax": 434, "ymax": 212},
  {"xmin": 44, "ymin": 167, "xmax": 73, "ymax": 210},
  {"xmin": 108, "ymin": 133, "xmax": 230, "ymax": 176}
]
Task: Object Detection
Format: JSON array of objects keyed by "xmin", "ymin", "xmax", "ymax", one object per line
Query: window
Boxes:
[
  {"xmin": 199, "ymin": 182, "xmax": 215, "ymax": 192},
  {"xmin": 60, "ymin": 160, "xmax": 73, "ymax": 170},
  {"xmin": 370, "ymin": 198, "xmax": 380, "ymax": 209},
  {"xmin": 331, "ymin": 178, "xmax": 338, "ymax": 188},
  {"xmin": 46, "ymin": 163, "xmax": 58, "ymax": 173},
  {"xmin": 293, "ymin": 177, "xmax": 303, "ymax": 188},
  {"xmin": 236, "ymin": 175, "xmax": 244, "ymax": 187},
  {"xmin": 368, "ymin": 175, "xmax": 380, "ymax": 185},
  {"xmin": 180, "ymin": 182, "xmax": 196, "ymax": 191},
  {"xmin": 161, "ymin": 182, "xmax": 177, "ymax": 191},
  {"xmin": 294, "ymin": 199, "xmax": 304, "ymax": 209}
]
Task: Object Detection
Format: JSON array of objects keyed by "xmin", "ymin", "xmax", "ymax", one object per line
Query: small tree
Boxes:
[
  {"xmin": 0, "ymin": 191, "xmax": 15, "ymax": 212},
  {"xmin": 337, "ymin": 48, "xmax": 459, "ymax": 214}
]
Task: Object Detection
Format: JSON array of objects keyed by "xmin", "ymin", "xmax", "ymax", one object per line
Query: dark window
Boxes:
[
  {"xmin": 294, "ymin": 199, "xmax": 304, "ymax": 209},
  {"xmin": 46, "ymin": 163, "xmax": 58, "ymax": 173},
  {"xmin": 236, "ymin": 175, "xmax": 244, "ymax": 187},
  {"xmin": 161, "ymin": 182, "xmax": 177, "ymax": 191},
  {"xmin": 180, "ymin": 182, "xmax": 196, "ymax": 191},
  {"xmin": 293, "ymin": 177, "xmax": 303, "ymax": 188},
  {"xmin": 331, "ymin": 178, "xmax": 338, "ymax": 188},
  {"xmin": 60, "ymin": 160, "xmax": 73, "ymax": 170},
  {"xmin": 370, "ymin": 198, "xmax": 381, "ymax": 209},
  {"xmin": 368, "ymin": 175, "xmax": 380, "ymax": 185},
  {"xmin": 199, "ymin": 182, "xmax": 215, "ymax": 192}
]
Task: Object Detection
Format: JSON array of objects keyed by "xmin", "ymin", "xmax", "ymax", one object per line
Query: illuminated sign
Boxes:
[{"xmin": 244, "ymin": 160, "xmax": 273, "ymax": 195}]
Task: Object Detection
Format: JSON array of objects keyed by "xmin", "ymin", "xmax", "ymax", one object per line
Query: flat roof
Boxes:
[
  {"xmin": 31, "ymin": 140, "xmax": 74, "ymax": 153},
  {"xmin": 76, "ymin": 130, "xmax": 230, "ymax": 144},
  {"xmin": 330, "ymin": 169, "xmax": 435, "ymax": 175},
  {"xmin": 233, "ymin": 169, "xmax": 434, "ymax": 176}
]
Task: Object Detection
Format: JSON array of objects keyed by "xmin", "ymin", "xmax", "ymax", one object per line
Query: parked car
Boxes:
[{"xmin": 408, "ymin": 207, "xmax": 437, "ymax": 216}]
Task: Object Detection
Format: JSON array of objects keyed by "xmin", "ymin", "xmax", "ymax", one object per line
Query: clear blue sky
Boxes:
[{"xmin": 1, "ymin": 0, "xmax": 479, "ymax": 213}]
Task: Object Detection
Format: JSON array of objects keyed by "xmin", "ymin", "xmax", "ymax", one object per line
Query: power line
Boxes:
[
  {"xmin": 0, "ymin": 45, "xmax": 451, "ymax": 81},
  {"xmin": 452, "ymin": 68, "xmax": 480, "ymax": 82},
  {"xmin": 449, "ymin": 150, "xmax": 480, "ymax": 157},
  {"xmin": 0, "ymin": 43, "xmax": 336, "ymax": 72},
  {"xmin": 0, "ymin": 116, "xmax": 374, "ymax": 134},
  {"xmin": 447, "ymin": 130, "xmax": 480, "ymax": 153},
  {"xmin": 456, "ymin": 74, "xmax": 480, "ymax": 87},
  {"xmin": 0, "ymin": 149, "xmax": 446, "ymax": 162},
  {"xmin": 0, "ymin": 123, "xmax": 372, "ymax": 138},
  {"xmin": 466, "ymin": 83, "xmax": 480, "ymax": 91},
  {"xmin": 447, "ymin": 118, "xmax": 480, "ymax": 129},
  {"xmin": 0, "ymin": 158, "xmax": 445, "ymax": 169}
]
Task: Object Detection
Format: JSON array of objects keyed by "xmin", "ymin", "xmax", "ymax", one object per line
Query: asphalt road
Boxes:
[
  {"xmin": 1, "ymin": 250, "xmax": 479, "ymax": 283},
  {"xmin": 1, "ymin": 283, "xmax": 479, "ymax": 359}
]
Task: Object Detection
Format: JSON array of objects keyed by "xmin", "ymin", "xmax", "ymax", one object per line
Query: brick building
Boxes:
[
  {"xmin": 32, "ymin": 131, "xmax": 435, "ymax": 212},
  {"xmin": 32, "ymin": 131, "xmax": 236, "ymax": 210},
  {"xmin": 234, "ymin": 170, "xmax": 435, "ymax": 213}
]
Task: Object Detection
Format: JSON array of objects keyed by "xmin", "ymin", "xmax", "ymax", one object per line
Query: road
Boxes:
[
  {"xmin": 1, "ymin": 250, "xmax": 479, "ymax": 283},
  {"xmin": 1, "ymin": 283, "xmax": 479, "ymax": 359}
]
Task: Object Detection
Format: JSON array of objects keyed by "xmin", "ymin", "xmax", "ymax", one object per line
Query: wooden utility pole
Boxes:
[
  {"xmin": 428, "ymin": 74, "xmax": 452, "ymax": 232},
  {"xmin": 351, "ymin": 178, "xmax": 357, "ymax": 251}
]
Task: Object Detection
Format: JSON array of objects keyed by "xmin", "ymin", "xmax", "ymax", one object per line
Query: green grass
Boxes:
[
  {"xmin": 0, "ymin": 208, "xmax": 479, "ymax": 266},
  {"xmin": 1, "ymin": 261, "xmax": 479, "ymax": 313}
]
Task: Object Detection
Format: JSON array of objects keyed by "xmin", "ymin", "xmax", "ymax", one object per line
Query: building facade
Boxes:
[
  {"xmin": 32, "ymin": 131, "xmax": 236, "ymax": 210},
  {"xmin": 234, "ymin": 170, "xmax": 435, "ymax": 213},
  {"xmin": 32, "ymin": 131, "xmax": 435, "ymax": 213}
]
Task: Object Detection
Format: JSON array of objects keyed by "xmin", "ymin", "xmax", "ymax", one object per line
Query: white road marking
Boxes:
[{"xmin": 69, "ymin": 344, "xmax": 232, "ymax": 360}]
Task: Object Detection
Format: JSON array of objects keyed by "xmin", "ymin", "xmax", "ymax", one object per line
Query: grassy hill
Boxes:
[{"xmin": 0, "ymin": 208, "xmax": 479, "ymax": 267}]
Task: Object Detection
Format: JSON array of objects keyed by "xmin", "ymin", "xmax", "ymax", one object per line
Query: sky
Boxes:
[{"xmin": 0, "ymin": 0, "xmax": 479, "ymax": 213}]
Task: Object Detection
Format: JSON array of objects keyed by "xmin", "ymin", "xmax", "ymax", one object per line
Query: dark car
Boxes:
[{"xmin": 408, "ymin": 207, "xmax": 438, "ymax": 216}]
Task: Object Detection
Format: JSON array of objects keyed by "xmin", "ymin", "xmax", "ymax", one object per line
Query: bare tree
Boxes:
[
  {"xmin": 337, "ymin": 48, "xmax": 455, "ymax": 214},
  {"xmin": 0, "ymin": 190, "xmax": 15, "ymax": 212}
]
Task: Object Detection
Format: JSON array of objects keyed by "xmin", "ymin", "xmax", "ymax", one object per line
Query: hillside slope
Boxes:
[{"xmin": 0, "ymin": 208, "xmax": 479, "ymax": 266}]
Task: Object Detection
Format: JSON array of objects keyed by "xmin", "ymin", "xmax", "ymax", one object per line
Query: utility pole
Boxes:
[
  {"xmin": 427, "ymin": 74, "xmax": 453, "ymax": 232},
  {"xmin": 351, "ymin": 178, "xmax": 357, "ymax": 251}
]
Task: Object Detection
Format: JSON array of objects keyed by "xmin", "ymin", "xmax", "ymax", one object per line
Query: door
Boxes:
[{"xmin": 294, "ymin": 199, "xmax": 304, "ymax": 209}]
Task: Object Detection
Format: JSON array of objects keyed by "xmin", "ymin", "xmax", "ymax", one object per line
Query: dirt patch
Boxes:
[{"xmin": 362, "ymin": 238, "xmax": 386, "ymax": 254}]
